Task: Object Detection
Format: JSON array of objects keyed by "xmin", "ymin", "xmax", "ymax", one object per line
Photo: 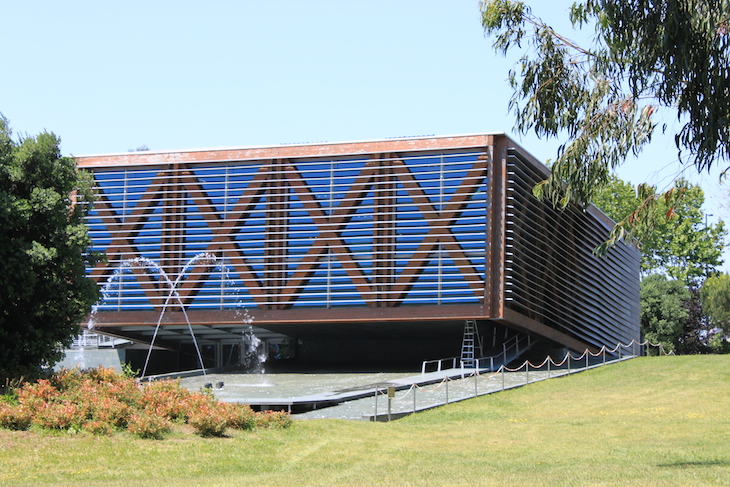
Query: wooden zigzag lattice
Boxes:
[{"xmin": 90, "ymin": 153, "xmax": 489, "ymax": 310}]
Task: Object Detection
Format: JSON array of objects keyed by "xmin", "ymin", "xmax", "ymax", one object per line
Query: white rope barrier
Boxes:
[{"xmin": 375, "ymin": 339, "xmax": 673, "ymax": 421}]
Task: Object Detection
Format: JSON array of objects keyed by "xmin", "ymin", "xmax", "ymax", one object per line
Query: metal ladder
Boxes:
[{"xmin": 460, "ymin": 320, "xmax": 483, "ymax": 367}]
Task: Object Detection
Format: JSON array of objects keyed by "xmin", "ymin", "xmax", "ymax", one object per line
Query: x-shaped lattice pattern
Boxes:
[{"xmin": 90, "ymin": 153, "xmax": 489, "ymax": 309}]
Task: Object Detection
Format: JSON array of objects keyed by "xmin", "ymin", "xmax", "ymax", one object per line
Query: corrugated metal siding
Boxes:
[
  {"xmin": 504, "ymin": 148, "xmax": 641, "ymax": 348},
  {"xmin": 85, "ymin": 150, "xmax": 489, "ymax": 311}
]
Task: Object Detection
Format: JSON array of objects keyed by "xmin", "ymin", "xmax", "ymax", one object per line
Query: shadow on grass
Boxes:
[{"xmin": 657, "ymin": 460, "xmax": 730, "ymax": 468}]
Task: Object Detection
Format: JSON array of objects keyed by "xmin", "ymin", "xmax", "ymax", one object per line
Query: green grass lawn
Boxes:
[{"xmin": 1, "ymin": 355, "xmax": 729, "ymax": 486}]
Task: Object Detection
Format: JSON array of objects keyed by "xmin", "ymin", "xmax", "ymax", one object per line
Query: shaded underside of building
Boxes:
[{"xmin": 76, "ymin": 134, "xmax": 640, "ymax": 372}]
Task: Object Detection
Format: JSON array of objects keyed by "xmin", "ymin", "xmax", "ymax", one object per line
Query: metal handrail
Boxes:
[{"xmin": 421, "ymin": 333, "xmax": 533, "ymax": 374}]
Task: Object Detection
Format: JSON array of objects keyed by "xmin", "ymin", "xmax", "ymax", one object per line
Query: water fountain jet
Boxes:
[{"xmin": 87, "ymin": 253, "xmax": 245, "ymax": 379}]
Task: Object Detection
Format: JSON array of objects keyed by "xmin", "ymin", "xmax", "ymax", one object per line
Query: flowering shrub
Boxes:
[
  {"xmin": 140, "ymin": 379, "xmax": 193, "ymax": 422},
  {"xmin": 91, "ymin": 396, "xmax": 132, "ymax": 428},
  {"xmin": 187, "ymin": 402, "xmax": 229, "ymax": 437},
  {"xmin": 103, "ymin": 379, "xmax": 143, "ymax": 407},
  {"xmin": 32, "ymin": 400, "xmax": 86, "ymax": 430},
  {"xmin": 51, "ymin": 367, "xmax": 85, "ymax": 392},
  {"xmin": 127, "ymin": 411, "xmax": 171, "ymax": 439},
  {"xmin": 85, "ymin": 366, "xmax": 127, "ymax": 384},
  {"xmin": 0, "ymin": 403, "xmax": 32, "ymax": 430},
  {"xmin": 82, "ymin": 420, "xmax": 114, "ymax": 436},
  {"xmin": 255, "ymin": 410, "xmax": 294, "ymax": 429},
  {"xmin": 0, "ymin": 367, "xmax": 293, "ymax": 438},
  {"xmin": 16, "ymin": 379, "xmax": 58, "ymax": 409},
  {"xmin": 223, "ymin": 403, "xmax": 257, "ymax": 431}
]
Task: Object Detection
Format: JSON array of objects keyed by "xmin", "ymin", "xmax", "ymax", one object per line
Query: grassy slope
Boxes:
[{"xmin": 1, "ymin": 355, "xmax": 728, "ymax": 487}]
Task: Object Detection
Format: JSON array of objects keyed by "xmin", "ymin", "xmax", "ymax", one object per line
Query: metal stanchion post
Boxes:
[
  {"xmin": 445, "ymin": 379, "xmax": 449, "ymax": 404},
  {"xmin": 548, "ymin": 359, "xmax": 551, "ymax": 379},
  {"xmin": 413, "ymin": 387, "xmax": 416, "ymax": 413},
  {"xmin": 387, "ymin": 387, "xmax": 394, "ymax": 422},
  {"xmin": 501, "ymin": 367, "xmax": 505, "ymax": 391},
  {"xmin": 474, "ymin": 371, "xmax": 478, "ymax": 397},
  {"xmin": 374, "ymin": 388, "xmax": 378, "ymax": 420},
  {"xmin": 525, "ymin": 362, "xmax": 529, "ymax": 385},
  {"xmin": 568, "ymin": 354, "xmax": 571, "ymax": 374}
]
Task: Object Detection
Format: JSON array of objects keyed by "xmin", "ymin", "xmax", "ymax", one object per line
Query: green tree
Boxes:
[
  {"xmin": 594, "ymin": 175, "xmax": 726, "ymax": 354},
  {"xmin": 678, "ymin": 284, "xmax": 714, "ymax": 355},
  {"xmin": 593, "ymin": 176, "xmax": 726, "ymax": 282},
  {"xmin": 481, "ymin": 0, "xmax": 730, "ymax": 247},
  {"xmin": 0, "ymin": 115, "xmax": 99, "ymax": 378},
  {"xmin": 640, "ymin": 274, "xmax": 691, "ymax": 354},
  {"xmin": 590, "ymin": 174, "xmax": 639, "ymax": 225},
  {"xmin": 701, "ymin": 273, "xmax": 730, "ymax": 324},
  {"xmin": 700, "ymin": 274, "xmax": 730, "ymax": 352}
]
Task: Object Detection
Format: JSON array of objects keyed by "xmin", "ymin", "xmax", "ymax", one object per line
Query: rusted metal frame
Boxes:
[
  {"xmin": 505, "ymin": 155, "xmax": 636, "ymax": 346},
  {"xmin": 272, "ymin": 244, "xmax": 328, "ymax": 306},
  {"xmin": 388, "ymin": 234, "xmax": 440, "ymax": 301},
  {"xmin": 89, "ymin": 192, "xmax": 141, "ymax": 280},
  {"xmin": 201, "ymin": 167, "xmax": 278, "ymax": 305},
  {"xmin": 75, "ymin": 135, "xmax": 495, "ymax": 170},
  {"xmin": 274, "ymin": 163, "xmax": 381, "ymax": 306},
  {"xmin": 148, "ymin": 166, "xmax": 188, "ymax": 308},
  {"xmin": 383, "ymin": 166, "xmax": 451, "ymax": 302},
  {"xmin": 387, "ymin": 228, "xmax": 484, "ymax": 302},
  {"xmin": 123, "ymin": 265, "xmax": 173, "ymax": 309},
  {"xmin": 156, "ymin": 166, "xmax": 229, "ymax": 308},
  {"xmin": 89, "ymin": 175, "xmax": 167, "ymax": 280},
  {"xmin": 389, "ymin": 156, "xmax": 487, "ymax": 234},
  {"xmin": 264, "ymin": 159, "xmax": 289, "ymax": 309},
  {"xmin": 373, "ymin": 154, "xmax": 397, "ymax": 307},
  {"xmin": 388, "ymin": 161, "xmax": 441, "ymax": 221},
  {"xmin": 171, "ymin": 169, "xmax": 232, "ymax": 305},
  {"xmin": 90, "ymin": 303, "xmax": 487, "ymax": 327},
  {"xmin": 178, "ymin": 169, "xmax": 225, "ymax": 229},
  {"xmin": 90, "ymin": 172, "xmax": 176, "ymax": 308},
  {"xmin": 206, "ymin": 240, "xmax": 267, "ymax": 304},
  {"xmin": 501, "ymin": 309, "xmax": 599, "ymax": 354},
  {"xmin": 438, "ymin": 240, "xmax": 485, "ymax": 291},
  {"xmin": 161, "ymin": 165, "xmax": 187, "ymax": 279},
  {"xmin": 138, "ymin": 164, "xmax": 272, "ymax": 308},
  {"xmin": 485, "ymin": 137, "xmax": 506, "ymax": 318},
  {"xmin": 503, "ymin": 149, "xmax": 627, "ymax": 349},
  {"xmin": 276, "ymin": 163, "xmax": 377, "ymax": 306},
  {"xmin": 326, "ymin": 162, "xmax": 380, "ymax": 223},
  {"xmin": 421, "ymin": 155, "xmax": 489, "ymax": 296},
  {"xmin": 436, "ymin": 155, "xmax": 489, "ymax": 218},
  {"xmin": 207, "ymin": 168, "xmax": 270, "ymax": 230},
  {"xmin": 279, "ymin": 165, "xmax": 376, "ymax": 305},
  {"xmin": 384, "ymin": 156, "xmax": 488, "ymax": 304}
]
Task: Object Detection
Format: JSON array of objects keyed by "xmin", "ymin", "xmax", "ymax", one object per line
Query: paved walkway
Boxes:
[{"xmin": 179, "ymin": 358, "xmax": 635, "ymax": 420}]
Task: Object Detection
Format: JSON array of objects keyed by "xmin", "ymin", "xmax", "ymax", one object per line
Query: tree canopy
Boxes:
[
  {"xmin": 700, "ymin": 274, "xmax": 730, "ymax": 351},
  {"xmin": 640, "ymin": 274, "xmax": 691, "ymax": 353},
  {"xmin": 481, "ymin": 0, "xmax": 730, "ymax": 247},
  {"xmin": 0, "ymin": 116, "xmax": 99, "ymax": 378},
  {"xmin": 702, "ymin": 273, "xmax": 730, "ymax": 323},
  {"xmin": 592, "ymin": 175, "xmax": 726, "ymax": 282}
]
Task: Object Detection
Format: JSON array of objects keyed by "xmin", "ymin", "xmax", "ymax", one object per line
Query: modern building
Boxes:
[{"xmin": 76, "ymin": 134, "xmax": 640, "ymax": 372}]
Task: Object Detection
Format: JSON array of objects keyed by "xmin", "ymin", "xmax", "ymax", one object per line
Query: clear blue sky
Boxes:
[{"xmin": 2, "ymin": 1, "xmax": 728, "ymax": 268}]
